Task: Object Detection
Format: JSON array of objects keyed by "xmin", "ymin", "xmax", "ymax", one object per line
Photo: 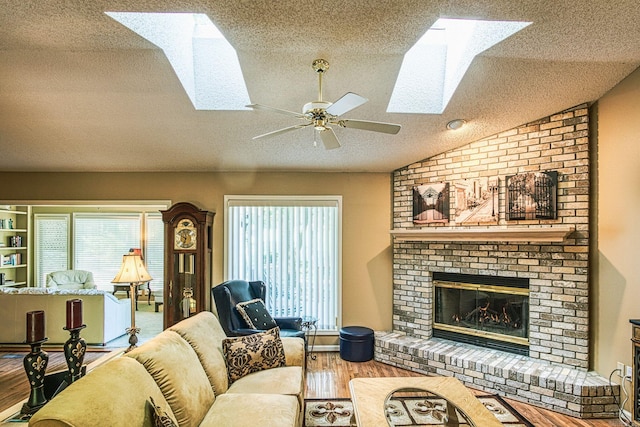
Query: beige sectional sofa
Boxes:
[
  {"xmin": 0, "ymin": 288, "xmax": 130, "ymax": 345},
  {"xmin": 29, "ymin": 311, "xmax": 306, "ymax": 427}
]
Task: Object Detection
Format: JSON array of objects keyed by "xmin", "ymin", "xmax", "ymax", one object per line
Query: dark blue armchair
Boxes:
[{"xmin": 211, "ymin": 279, "xmax": 305, "ymax": 339}]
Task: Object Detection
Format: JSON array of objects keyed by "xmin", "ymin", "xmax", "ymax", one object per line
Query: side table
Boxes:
[{"xmin": 301, "ymin": 316, "xmax": 318, "ymax": 360}]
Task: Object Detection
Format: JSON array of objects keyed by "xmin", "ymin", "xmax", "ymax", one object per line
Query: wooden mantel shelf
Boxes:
[{"xmin": 390, "ymin": 225, "xmax": 575, "ymax": 243}]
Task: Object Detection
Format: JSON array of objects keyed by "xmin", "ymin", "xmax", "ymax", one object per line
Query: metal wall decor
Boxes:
[{"xmin": 505, "ymin": 171, "xmax": 558, "ymax": 220}]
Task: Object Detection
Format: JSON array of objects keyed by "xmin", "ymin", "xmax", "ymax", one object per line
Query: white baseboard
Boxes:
[{"xmin": 309, "ymin": 344, "xmax": 339, "ymax": 352}]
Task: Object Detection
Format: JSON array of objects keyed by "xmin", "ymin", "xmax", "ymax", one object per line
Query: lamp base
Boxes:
[{"xmin": 125, "ymin": 326, "xmax": 140, "ymax": 352}]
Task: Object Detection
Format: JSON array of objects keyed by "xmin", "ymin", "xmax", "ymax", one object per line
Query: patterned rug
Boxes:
[{"xmin": 304, "ymin": 394, "xmax": 533, "ymax": 426}]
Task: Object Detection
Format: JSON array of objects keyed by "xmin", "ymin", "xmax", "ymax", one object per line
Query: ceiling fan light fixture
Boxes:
[
  {"xmin": 247, "ymin": 59, "xmax": 402, "ymax": 149},
  {"xmin": 446, "ymin": 119, "xmax": 466, "ymax": 130}
]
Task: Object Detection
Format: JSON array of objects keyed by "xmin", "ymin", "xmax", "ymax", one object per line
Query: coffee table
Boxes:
[{"xmin": 349, "ymin": 377, "xmax": 503, "ymax": 427}]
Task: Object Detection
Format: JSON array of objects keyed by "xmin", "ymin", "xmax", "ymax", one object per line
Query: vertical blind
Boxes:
[
  {"xmin": 34, "ymin": 215, "xmax": 69, "ymax": 286},
  {"xmin": 226, "ymin": 197, "xmax": 341, "ymax": 331}
]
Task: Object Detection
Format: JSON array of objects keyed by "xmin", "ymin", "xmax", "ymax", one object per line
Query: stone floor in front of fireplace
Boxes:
[{"xmin": 375, "ymin": 331, "xmax": 619, "ymax": 419}]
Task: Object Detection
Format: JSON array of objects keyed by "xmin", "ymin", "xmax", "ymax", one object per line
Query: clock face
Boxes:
[{"xmin": 174, "ymin": 219, "xmax": 197, "ymax": 250}]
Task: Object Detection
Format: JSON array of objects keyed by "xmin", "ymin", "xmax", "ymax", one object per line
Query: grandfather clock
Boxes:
[{"xmin": 161, "ymin": 202, "xmax": 214, "ymax": 328}]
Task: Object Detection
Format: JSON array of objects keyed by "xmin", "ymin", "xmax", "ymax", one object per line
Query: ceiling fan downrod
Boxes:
[{"xmin": 312, "ymin": 59, "xmax": 330, "ymax": 102}]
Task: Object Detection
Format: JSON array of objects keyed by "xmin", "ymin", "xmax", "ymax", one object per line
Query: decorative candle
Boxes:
[
  {"xmin": 66, "ymin": 299, "xmax": 83, "ymax": 329},
  {"xmin": 26, "ymin": 310, "xmax": 45, "ymax": 343}
]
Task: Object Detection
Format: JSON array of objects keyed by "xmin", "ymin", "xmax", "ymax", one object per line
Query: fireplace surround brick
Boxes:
[
  {"xmin": 384, "ymin": 104, "xmax": 617, "ymax": 417},
  {"xmin": 375, "ymin": 332, "xmax": 618, "ymax": 418}
]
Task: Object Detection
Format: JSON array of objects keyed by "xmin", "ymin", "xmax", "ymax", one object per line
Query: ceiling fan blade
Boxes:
[
  {"xmin": 325, "ymin": 92, "xmax": 368, "ymax": 117},
  {"xmin": 252, "ymin": 123, "xmax": 311, "ymax": 140},
  {"xmin": 246, "ymin": 104, "xmax": 305, "ymax": 119},
  {"xmin": 338, "ymin": 119, "xmax": 401, "ymax": 135},
  {"xmin": 319, "ymin": 127, "xmax": 341, "ymax": 150}
]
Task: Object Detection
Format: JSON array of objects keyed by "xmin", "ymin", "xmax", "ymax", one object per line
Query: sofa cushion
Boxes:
[
  {"xmin": 222, "ymin": 327, "xmax": 286, "ymax": 384},
  {"xmin": 126, "ymin": 330, "xmax": 215, "ymax": 427},
  {"xmin": 226, "ymin": 366, "xmax": 304, "ymax": 408},
  {"xmin": 200, "ymin": 393, "xmax": 299, "ymax": 427},
  {"xmin": 235, "ymin": 298, "xmax": 277, "ymax": 330},
  {"xmin": 169, "ymin": 311, "xmax": 230, "ymax": 394},
  {"xmin": 281, "ymin": 336, "xmax": 306, "ymax": 367},
  {"xmin": 29, "ymin": 357, "xmax": 178, "ymax": 427}
]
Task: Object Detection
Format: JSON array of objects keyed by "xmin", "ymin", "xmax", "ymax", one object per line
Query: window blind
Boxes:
[
  {"xmin": 74, "ymin": 214, "xmax": 141, "ymax": 291},
  {"xmin": 34, "ymin": 215, "xmax": 69, "ymax": 286},
  {"xmin": 226, "ymin": 196, "xmax": 341, "ymax": 331},
  {"xmin": 145, "ymin": 214, "xmax": 165, "ymax": 293}
]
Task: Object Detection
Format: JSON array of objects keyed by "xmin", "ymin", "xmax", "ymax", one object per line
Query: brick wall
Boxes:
[{"xmin": 391, "ymin": 104, "xmax": 590, "ymax": 369}]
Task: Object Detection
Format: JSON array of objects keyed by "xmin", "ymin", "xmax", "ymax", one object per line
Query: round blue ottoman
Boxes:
[{"xmin": 339, "ymin": 326, "xmax": 374, "ymax": 362}]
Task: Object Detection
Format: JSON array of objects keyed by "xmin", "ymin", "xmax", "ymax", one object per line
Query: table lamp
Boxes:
[{"xmin": 112, "ymin": 250, "xmax": 152, "ymax": 351}]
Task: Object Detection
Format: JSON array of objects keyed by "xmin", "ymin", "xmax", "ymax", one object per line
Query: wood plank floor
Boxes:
[
  {"xmin": 305, "ymin": 352, "xmax": 628, "ymax": 427},
  {"xmin": 0, "ymin": 350, "xmax": 106, "ymax": 412},
  {"xmin": 0, "ymin": 350, "xmax": 629, "ymax": 426}
]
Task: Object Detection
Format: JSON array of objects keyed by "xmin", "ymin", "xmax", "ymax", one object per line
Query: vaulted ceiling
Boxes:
[{"xmin": 1, "ymin": 0, "xmax": 639, "ymax": 172}]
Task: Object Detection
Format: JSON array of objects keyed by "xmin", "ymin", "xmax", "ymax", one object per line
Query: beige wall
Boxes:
[
  {"xmin": 594, "ymin": 66, "xmax": 640, "ymax": 378},
  {"xmin": 0, "ymin": 171, "xmax": 394, "ymax": 342}
]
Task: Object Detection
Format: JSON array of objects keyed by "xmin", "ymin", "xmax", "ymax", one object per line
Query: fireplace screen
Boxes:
[{"xmin": 434, "ymin": 281, "xmax": 529, "ymax": 350}]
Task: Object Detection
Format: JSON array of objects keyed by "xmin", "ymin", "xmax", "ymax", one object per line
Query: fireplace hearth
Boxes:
[{"xmin": 433, "ymin": 272, "xmax": 529, "ymax": 355}]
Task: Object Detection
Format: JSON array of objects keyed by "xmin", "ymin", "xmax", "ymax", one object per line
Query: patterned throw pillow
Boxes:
[
  {"xmin": 148, "ymin": 397, "xmax": 177, "ymax": 427},
  {"xmin": 235, "ymin": 298, "xmax": 278, "ymax": 330},
  {"xmin": 222, "ymin": 327, "xmax": 286, "ymax": 384}
]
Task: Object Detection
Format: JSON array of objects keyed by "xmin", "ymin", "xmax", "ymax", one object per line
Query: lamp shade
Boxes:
[{"xmin": 112, "ymin": 254, "xmax": 152, "ymax": 284}]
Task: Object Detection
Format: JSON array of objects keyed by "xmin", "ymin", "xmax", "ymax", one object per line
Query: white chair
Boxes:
[{"xmin": 45, "ymin": 270, "xmax": 97, "ymax": 290}]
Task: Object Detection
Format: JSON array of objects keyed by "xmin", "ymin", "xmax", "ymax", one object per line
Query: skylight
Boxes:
[
  {"xmin": 387, "ymin": 18, "xmax": 531, "ymax": 114},
  {"xmin": 106, "ymin": 12, "xmax": 250, "ymax": 110}
]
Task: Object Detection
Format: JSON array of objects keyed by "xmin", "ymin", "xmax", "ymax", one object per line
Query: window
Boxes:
[
  {"xmin": 74, "ymin": 214, "xmax": 142, "ymax": 291},
  {"xmin": 144, "ymin": 214, "xmax": 165, "ymax": 293},
  {"xmin": 35, "ymin": 215, "xmax": 70, "ymax": 286},
  {"xmin": 225, "ymin": 196, "xmax": 341, "ymax": 332},
  {"xmin": 34, "ymin": 211, "xmax": 164, "ymax": 291}
]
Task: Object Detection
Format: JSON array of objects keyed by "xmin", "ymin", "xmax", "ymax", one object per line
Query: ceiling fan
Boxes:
[{"xmin": 246, "ymin": 59, "xmax": 401, "ymax": 150}]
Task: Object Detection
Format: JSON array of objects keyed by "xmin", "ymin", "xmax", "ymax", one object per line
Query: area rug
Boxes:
[{"xmin": 304, "ymin": 394, "xmax": 533, "ymax": 426}]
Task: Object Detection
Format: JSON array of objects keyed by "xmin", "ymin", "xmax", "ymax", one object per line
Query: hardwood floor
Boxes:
[
  {"xmin": 305, "ymin": 352, "xmax": 629, "ymax": 427},
  {"xmin": 0, "ymin": 350, "xmax": 629, "ymax": 426},
  {"xmin": 0, "ymin": 349, "xmax": 109, "ymax": 413}
]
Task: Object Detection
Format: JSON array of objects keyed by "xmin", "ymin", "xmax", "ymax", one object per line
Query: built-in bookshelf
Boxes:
[{"xmin": 0, "ymin": 206, "xmax": 30, "ymax": 287}]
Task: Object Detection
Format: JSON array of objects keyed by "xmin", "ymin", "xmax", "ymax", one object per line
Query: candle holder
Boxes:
[
  {"xmin": 63, "ymin": 325, "xmax": 87, "ymax": 383},
  {"xmin": 21, "ymin": 338, "xmax": 49, "ymax": 416}
]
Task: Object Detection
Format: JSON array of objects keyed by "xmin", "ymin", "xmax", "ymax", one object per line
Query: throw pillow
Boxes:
[
  {"xmin": 222, "ymin": 327, "xmax": 286, "ymax": 384},
  {"xmin": 235, "ymin": 298, "xmax": 278, "ymax": 330},
  {"xmin": 148, "ymin": 397, "xmax": 177, "ymax": 427}
]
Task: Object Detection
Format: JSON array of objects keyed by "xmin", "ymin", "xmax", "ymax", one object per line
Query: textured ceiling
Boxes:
[{"xmin": 1, "ymin": 0, "xmax": 639, "ymax": 172}]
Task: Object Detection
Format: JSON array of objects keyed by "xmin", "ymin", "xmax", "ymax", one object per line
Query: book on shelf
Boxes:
[
  {"xmin": 0, "ymin": 253, "xmax": 21, "ymax": 266},
  {"xmin": 9, "ymin": 235, "xmax": 22, "ymax": 247}
]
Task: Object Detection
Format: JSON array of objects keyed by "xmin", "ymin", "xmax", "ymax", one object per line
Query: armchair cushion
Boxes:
[
  {"xmin": 236, "ymin": 298, "xmax": 277, "ymax": 330},
  {"xmin": 222, "ymin": 327, "xmax": 286, "ymax": 384}
]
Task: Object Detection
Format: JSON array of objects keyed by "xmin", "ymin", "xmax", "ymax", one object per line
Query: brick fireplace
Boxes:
[{"xmin": 376, "ymin": 104, "xmax": 619, "ymax": 418}]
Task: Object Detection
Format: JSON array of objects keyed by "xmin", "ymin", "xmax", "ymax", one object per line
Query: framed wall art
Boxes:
[
  {"xmin": 413, "ymin": 182, "xmax": 449, "ymax": 224},
  {"xmin": 506, "ymin": 171, "xmax": 558, "ymax": 220},
  {"xmin": 453, "ymin": 177, "xmax": 499, "ymax": 225}
]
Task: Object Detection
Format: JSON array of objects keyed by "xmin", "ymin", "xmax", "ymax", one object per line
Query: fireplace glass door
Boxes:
[{"xmin": 434, "ymin": 281, "xmax": 529, "ymax": 352}]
